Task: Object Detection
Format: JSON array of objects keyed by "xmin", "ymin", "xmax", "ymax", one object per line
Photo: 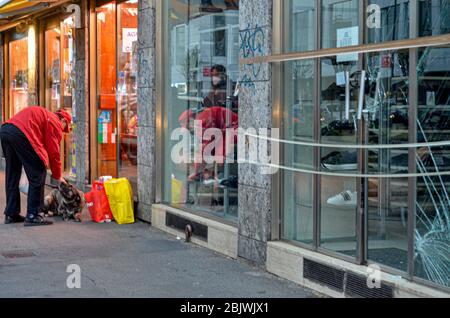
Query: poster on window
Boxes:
[
  {"xmin": 122, "ymin": 28, "xmax": 138, "ymax": 53},
  {"xmin": 336, "ymin": 26, "xmax": 359, "ymax": 63}
]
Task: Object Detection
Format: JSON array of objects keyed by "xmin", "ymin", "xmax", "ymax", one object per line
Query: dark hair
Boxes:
[{"xmin": 211, "ymin": 64, "xmax": 226, "ymax": 75}]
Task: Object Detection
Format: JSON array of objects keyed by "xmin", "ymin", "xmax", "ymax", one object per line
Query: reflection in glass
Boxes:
[
  {"xmin": 367, "ymin": 0, "xmax": 410, "ymax": 43},
  {"xmin": 419, "ymin": 0, "xmax": 450, "ymax": 37},
  {"xmin": 45, "ymin": 28, "xmax": 61, "ymax": 112},
  {"xmin": 118, "ymin": 0, "xmax": 138, "ymax": 184},
  {"xmin": 61, "ymin": 17, "xmax": 76, "ymax": 178},
  {"xmin": 415, "ymin": 46, "xmax": 450, "ymax": 288},
  {"xmin": 163, "ymin": 0, "xmax": 240, "ymax": 220},
  {"xmin": 285, "ymin": 0, "xmax": 315, "ymax": 52},
  {"xmin": 365, "ymin": 50, "xmax": 410, "ymax": 271},
  {"xmin": 282, "ymin": 60, "xmax": 315, "ymax": 244},
  {"xmin": 96, "ymin": 2, "xmax": 117, "ymax": 177},
  {"xmin": 320, "ymin": 57, "xmax": 359, "ymax": 255},
  {"xmin": 322, "ymin": 0, "xmax": 359, "ymax": 49},
  {"xmin": 9, "ymin": 37, "xmax": 28, "ymax": 117}
]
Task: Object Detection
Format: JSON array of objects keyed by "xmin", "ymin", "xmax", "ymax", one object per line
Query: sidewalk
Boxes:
[{"xmin": 0, "ymin": 171, "xmax": 316, "ymax": 298}]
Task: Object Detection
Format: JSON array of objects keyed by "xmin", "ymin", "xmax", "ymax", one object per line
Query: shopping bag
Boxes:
[
  {"xmin": 171, "ymin": 175, "xmax": 186, "ymax": 204},
  {"xmin": 84, "ymin": 181, "xmax": 113, "ymax": 223},
  {"xmin": 19, "ymin": 169, "xmax": 29, "ymax": 194},
  {"xmin": 104, "ymin": 178, "xmax": 135, "ymax": 225}
]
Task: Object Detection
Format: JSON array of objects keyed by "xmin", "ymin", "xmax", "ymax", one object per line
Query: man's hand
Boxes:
[{"xmin": 58, "ymin": 178, "xmax": 68, "ymax": 185}]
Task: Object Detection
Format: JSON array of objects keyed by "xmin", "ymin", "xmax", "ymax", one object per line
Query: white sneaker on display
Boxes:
[{"xmin": 327, "ymin": 190, "xmax": 357, "ymax": 208}]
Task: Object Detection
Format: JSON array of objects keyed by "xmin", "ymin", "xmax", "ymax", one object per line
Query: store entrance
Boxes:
[
  {"xmin": 95, "ymin": 0, "xmax": 138, "ymax": 185},
  {"xmin": 320, "ymin": 50, "xmax": 410, "ymax": 267}
]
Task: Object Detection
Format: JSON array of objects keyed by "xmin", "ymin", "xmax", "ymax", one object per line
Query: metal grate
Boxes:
[
  {"xmin": 303, "ymin": 258, "xmax": 345, "ymax": 292},
  {"xmin": 346, "ymin": 272, "xmax": 394, "ymax": 298},
  {"xmin": 166, "ymin": 213, "xmax": 208, "ymax": 241}
]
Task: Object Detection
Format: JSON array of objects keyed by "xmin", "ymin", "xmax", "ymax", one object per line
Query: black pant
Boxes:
[{"xmin": 0, "ymin": 124, "xmax": 47, "ymax": 218}]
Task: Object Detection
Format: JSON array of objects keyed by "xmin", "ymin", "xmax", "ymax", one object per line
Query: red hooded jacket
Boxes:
[{"xmin": 5, "ymin": 106, "xmax": 63, "ymax": 180}]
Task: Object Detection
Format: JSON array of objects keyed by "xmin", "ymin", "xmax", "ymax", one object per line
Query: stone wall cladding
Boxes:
[
  {"xmin": 74, "ymin": 0, "xmax": 89, "ymax": 191},
  {"xmin": 238, "ymin": 0, "xmax": 273, "ymax": 265},
  {"xmin": 137, "ymin": 0, "xmax": 156, "ymax": 222}
]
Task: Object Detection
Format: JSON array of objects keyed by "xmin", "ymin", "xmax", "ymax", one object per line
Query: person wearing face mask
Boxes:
[{"xmin": 203, "ymin": 64, "xmax": 238, "ymax": 112}]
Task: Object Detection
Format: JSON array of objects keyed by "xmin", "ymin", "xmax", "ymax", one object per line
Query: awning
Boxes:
[{"xmin": 0, "ymin": 1, "xmax": 49, "ymax": 19}]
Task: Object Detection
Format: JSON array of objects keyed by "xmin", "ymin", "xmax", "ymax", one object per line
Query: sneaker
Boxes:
[
  {"xmin": 321, "ymin": 121, "xmax": 356, "ymax": 137},
  {"xmin": 4, "ymin": 214, "xmax": 25, "ymax": 224},
  {"xmin": 200, "ymin": 3, "xmax": 223, "ymax": 13},
  {"xmin": 327, "ymin": 190, "xmax": 357, "ymax": 207},
  {"xmin": 24, "ymin": 215, "xmax": 53, "ymax": 227},
  {"xmin": 321, "ymin": 151, "xmax": 357, "ymax": 171}
]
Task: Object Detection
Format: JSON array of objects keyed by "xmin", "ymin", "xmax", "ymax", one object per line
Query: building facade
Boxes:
[{"xmin": 1, "ymin": 0, "xmax": 449, "ymax": 297}]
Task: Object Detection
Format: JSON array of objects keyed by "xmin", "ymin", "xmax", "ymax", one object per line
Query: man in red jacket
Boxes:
[{"xmin": 0, "ymin": 106, "xmax": 72, "ymax": 226}]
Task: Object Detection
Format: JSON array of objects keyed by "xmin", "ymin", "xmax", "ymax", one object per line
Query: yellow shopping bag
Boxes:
[
  {"xmin": 171, "ymin": 175, "xmax": 186, "ymax": 205},
  {"xmin": 104, "ymin": 178, "xmax": 135, "ymax": 225}
]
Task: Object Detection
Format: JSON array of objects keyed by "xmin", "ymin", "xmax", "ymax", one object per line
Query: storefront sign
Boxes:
[{"xmin": 337, "ymin": 26, "xmax": 359, "ymax": 63}]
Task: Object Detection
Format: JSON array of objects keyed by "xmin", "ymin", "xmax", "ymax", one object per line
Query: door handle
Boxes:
[
  {"xmin": 357, "ymin": 70, "xmax": 366, "ymax": 120},
  {"xmin": 345, "ymin": 71, "xmax": 350, "ymax": 121}
]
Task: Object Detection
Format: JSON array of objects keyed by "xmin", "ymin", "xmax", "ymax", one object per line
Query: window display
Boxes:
[
  {"xmin": 96, "ymin": 0, "xmax": 138, "ymax": 182},
  {"xmin": 9, "ymin": 36, "xmax": 28, "ymax": 117},
  {"xmin": 163, "ymin": 0, "xmax": 240, "ymax": 220},
  {"xmin": 62, "ymin": 17, "xmax": 76, "ymax": 178},
  {"xmin": 45, "ymin": 27, "xmax": 61, "ymax": 113}
]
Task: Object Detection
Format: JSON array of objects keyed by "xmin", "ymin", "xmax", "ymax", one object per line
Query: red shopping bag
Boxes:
[{"xmin": 84, "ymin": 182, "xmax": 113, "ymax": 223}]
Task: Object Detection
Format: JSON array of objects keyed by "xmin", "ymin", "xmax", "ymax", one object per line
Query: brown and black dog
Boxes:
[{"xmin": 42, "ymin": 180, "xmax": 85, "ymax": 222}]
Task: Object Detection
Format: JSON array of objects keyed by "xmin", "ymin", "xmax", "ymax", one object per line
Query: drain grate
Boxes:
[
  {"xmin": 303, "ymin": 258, "xmax": 345, "ymax": 292},
  {"xmin": 1, "ymin": 251, "xmax": 36, "ymax": 259},
  {"xmin": 346, "ymin": 272, "xmax": 394, "ymax": 298}
]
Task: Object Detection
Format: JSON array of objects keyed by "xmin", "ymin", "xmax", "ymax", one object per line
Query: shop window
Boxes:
[
  {"xmin": 62, "ymin": 17, "xmax": 76, "ymax": 178},
  {"xmin": 9, "ymin": 36, "xmax": 28, "ymax": 117},
  {"xmin": 45, "ymin": 27, "xmax": 61, "ymax": 113},
  {"xmin": 367, "ymin": 0, "xmax": 410, "ymax": 43},
  {"xmin": 419, "ymin": 0, "xmax": 450, "ymax": 37},
  {"xmin": 163, "ymin": 0, "xmax": 240, "ymax": 220},
  {"xmin": 321, "ymin": 0, "xmax": 359, "ymax": 50},
  {"xmin": 284, "ymin": 0, "xmax": 315, "ymax": 52},
  {"xmin": 365, "ymin": 50, "xmax": 410, "ymax": 271},
  {"xmin": 415, "ymin": 45, "xmax": 450, "ymax": 288},
  {"xmin": 96, "ymin": 0, "xmax": 138, "ymax": 183},
  {"xmin": 282, "ymin": 59, "xmax": 315, "ymax": 244}
]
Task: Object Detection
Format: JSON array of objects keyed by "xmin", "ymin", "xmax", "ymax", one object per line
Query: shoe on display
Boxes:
[
  {"xmin": 321, "ymin": 120, "xmax": 356, "ymax": 137},
  {"xmin": 327, "ymin": 190, "xmax": 357, "ymax": 208},
  {"xmin": 321, "ymin": 151, "xmax": 358, "ymax": 171},
  {"xmin": 200, "ymin": 2, "xmax": 223, "ymax": 13}
]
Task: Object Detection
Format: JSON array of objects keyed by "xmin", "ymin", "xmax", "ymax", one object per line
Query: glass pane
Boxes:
[
  {"xmin": 118, "ymin": 0, "xmax": 138, "ymax": 185},
  {"xmin": 9, "ymin": 37, "xmax": 28, "ymax": 117},
  {"xmin": 367, "ymin": 0, "xmax": 410, "ymax": 43},
  {"xmin": 415, "ymin": 45, "xmax": 450, "ymax": 288},
  {"xmin": 320, "ymin": 56, "xmax": 359, "ymax": 255},
  {"xmin": 61, "ymin": 17, "xmax": 76, "ymax": 179},
  {"xmin": 322, "ymin": 0, "xmax": 359, "ymax": 49},
  {"xmin": 419, "ymin": 0, "xmax": 450, "ymax": 37},
  {"xmin": 163, "ymin": 0, "xmax": 240, "ymax": 220},
  {"xmin": 284, "ymin": 0, "xmax": 315, "ymax": 52},
  {"xmin": 282, "ymin": 59, "xmax": 315, "ymax": 244},
  {"xmin": 365, "ymin": 50, "xmax": 410, "ymax": 271},
  {"xmin": 96, "ymin": 2, "xmax": 117, "ymax": 177},
  {"xmin": 45, "ymin": 28, "xmax": 61, "ymax": 112}
]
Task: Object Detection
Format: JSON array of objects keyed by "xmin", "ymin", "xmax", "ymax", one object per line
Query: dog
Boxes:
[{"xmin": 42, "ymin": 180, "xmax": 85, "ymax": 222}]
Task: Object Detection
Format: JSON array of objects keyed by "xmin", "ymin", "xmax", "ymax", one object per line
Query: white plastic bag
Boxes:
[{"xmin": 19, "ymin": 169, "xmax": 29, "ymax": 195}]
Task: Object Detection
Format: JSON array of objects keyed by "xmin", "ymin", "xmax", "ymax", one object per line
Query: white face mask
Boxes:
[{"xmin": 212, "ymin": 76, "xmax": 222, "ymax": 86}]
